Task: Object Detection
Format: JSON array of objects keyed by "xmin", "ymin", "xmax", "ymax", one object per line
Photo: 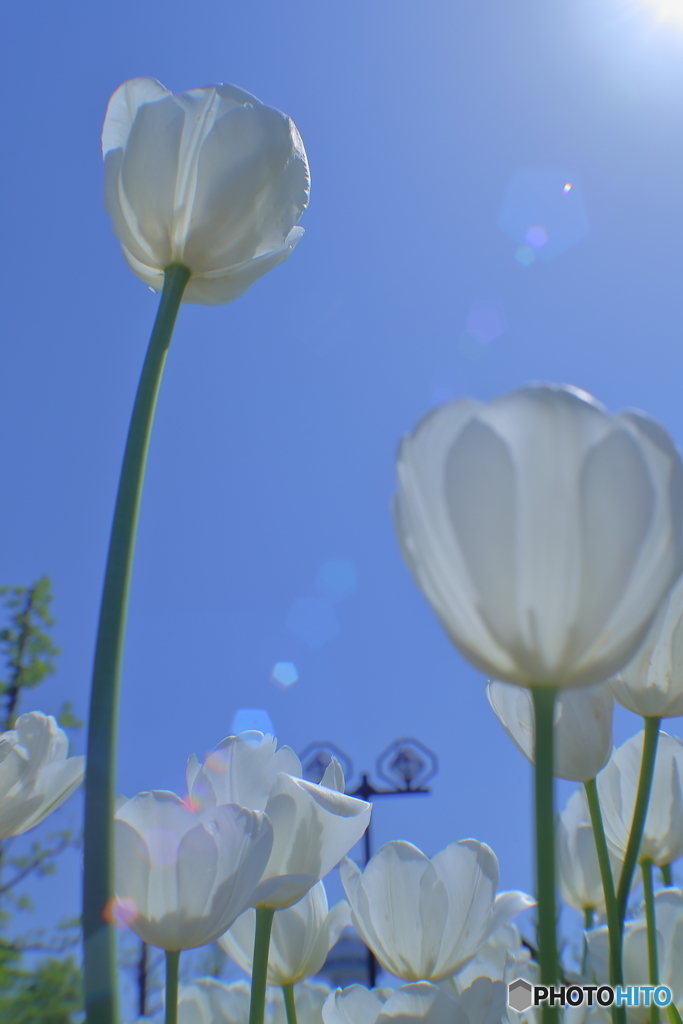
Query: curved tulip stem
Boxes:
[
  {"xmin": 82, "ymin": 262, "xmax": 191, "ymax": 1024},
  {"xmin": 616, "ymin": 717, "xmax": 661, "ymax": 925},
  {"xmin": 249, "ymin": 907, "xmax": 275, "ymax": 1024},
  {"xmin": 641, "ymin": 859, "xmax": 660, "ymax": 1024},
  {"xmin": 530, "ymin": 685, "xmax": 559, "ymax": 1024},
  {"xmin": 584, "ymin": 778, "xmax": 625, "ymax": 1024},
  {"xmin": 283, "ymin": 984, "xmax": 298, "ymax": 1024},
  {"xmin": 165, "ymin": 950, "xmax": 180, "ymax": 1024},
  {"xmin": 661, "ymin": 863, "xmax": 673, "ymax": 887}
]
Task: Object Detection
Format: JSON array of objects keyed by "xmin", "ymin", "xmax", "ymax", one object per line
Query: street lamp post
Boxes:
[{"xmin": 300, "ymin": 737, "xmax": 438, "ymax": 988}]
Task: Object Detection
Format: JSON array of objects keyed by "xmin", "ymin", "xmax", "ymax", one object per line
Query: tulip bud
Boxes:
[
  {"xmin": 609, "ymin": 574, "xmax": 683, "ymax": 717},
  {"xmin": 597, "ymin": 730, "xmax": 683, "ymax": 866},
  {"xmin": 340, "ymin": 839, "xmax": 534, "ymax": 982},
  {"xmin": 0, "ymin": 712, "xmax": 84, "ymax": 839},
  {"xmin": 557, "ymin": 789, "xmax": 622, "ymax": 913},
  {"xmin": 394, "ymin": 385, "xmax": 683, "ymax": 689},
  {"xmin": 486, "ymin": 680, "xmax": 614, "ymax": 782},
  {"xmin": 587, "ymin": 889, "xmax": 683, "ymax": 1019},
  {"xmin": 188, "ymin": 732, "xmax": 371, "ymax": 909},
  {"xmin": 102, "ymin": 78, "xmax": 309, "ymax": 304},
  {"xmin": 113, "ymin": 790, "xmax": 273, "ymax": 950},
  {"xmin": 219, "ymin": 881, "xmax": 351, "ymax": 986}
]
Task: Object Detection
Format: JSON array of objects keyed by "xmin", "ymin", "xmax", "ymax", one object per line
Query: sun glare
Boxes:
[{"xmin": 640, "ymin": 0, "xmax": 683, "ymax": 26}]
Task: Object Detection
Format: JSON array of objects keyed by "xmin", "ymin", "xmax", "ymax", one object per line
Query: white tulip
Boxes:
[
  {"xmin": 449, "ymin": 922, "xmax": 533, "ymax": 990},
  {"xmin": 113, "ymin": 790, "xmax": 273, "ymax": 950},
  {"xmin": 0, "ymin": 712, "xmax": 84, "ymax": 839},
  {"xmin": 597, "ymin": 731, "xmax": 683, "ymax": 866},
  {"xmin": 340, "ymin": 839, "xmax": 534, "ymax": 982},
  {"xmin": 446, "ymin": 925, "xmax": 538, "ymax": 1024},
  {"xmin": 587, "ymin": 888, "xmax": 683, "ymax": 1021},
  {"xmin": 178, "ymin": 978, "xmax": 251, "ymax": 1024},
  {"xmin": 609, "ymin": 575, "xmax": 683, "ymax": 718},
  {"xmin": 322, "ymin": 979, "xmax": 506, "ymax": 1024},
  {"xmin": 102, "ymin": 78, "xmax": 309, "ymax": 304},
  {"xmin": 557, "ymin": 789, "xmax": 621, "ymax": 914},
  {"xmin": 187, "ymin": 731, "xmax": 302, "ymax": 812},
  {"xmin": 486, "ymin": 681, "xmax": 613, "ymax": 782},
  {"xmin": 188, "ymin": 732, "xmax": 371, "ymax": 909},
  {"xmin": 271, "ymin": 982, "xmax": 331, "ymax": 1024},
  {"xmin": 394, "ymin": 385, "xmax": 683, "ymax": 689},
  {"xmin": 219, "ymin": 881, "xmax": 351, "ymax": 985}
]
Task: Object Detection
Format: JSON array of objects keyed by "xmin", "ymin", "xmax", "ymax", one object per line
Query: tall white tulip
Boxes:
[
  {"xmin": 322, "ymin": 979, "xmax": 507, "ymax": 1024},
  {"xmin": 0, "ymin": 712, "xmax": 84, "ymax": 839},
  {"xmin": 557, "ymin": 789, "xmax": 621, "ymax": 914},
  {"xmin": 486, "ymin": 681, "xmax": 614, "ymax": 781},
  {"xmin": 587, "ymin": 888, "xmax": 683, "ymax": 1021},
  {"xmin": 394, "ymin": 385, "xmax": 683, "ymax": 689},
  {"xmin": 103, "ymin": 78, "xmax": 309, "ymax": 304},
  {"xmin": 113, "ymin": 790, "xmax": 273, "ymax": 950},
  {"xmin": 597, "ymin": 730, "xmax": 683, "ymax": 867},
  {"xmin": 609, "ymin": 575, "xmax": 683, "ymax": 717},
  {"xmin": 219, "ymin": 881, "xmax": 351, "ymax": 985},
  {"xmin": 188, "ymin": 732, "xmax": 372, "ymax": 909},
  {"xmin": 340, "ymin": 839, "xmax": 534, "ymax": 982}
]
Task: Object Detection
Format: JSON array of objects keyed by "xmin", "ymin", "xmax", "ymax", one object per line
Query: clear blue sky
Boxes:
[{"xmin": 2, "ymin": 0, "xmax": 683, "ymax": 986}]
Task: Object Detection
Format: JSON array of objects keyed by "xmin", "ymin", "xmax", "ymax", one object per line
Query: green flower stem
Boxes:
[
  {"xmin": 283, "ymin": 984, "xmax": 298, "ymax": 1024},
  {"xmin": 641, "ymin": 858, "xmax": 660, "ymax": 1024},
  {"xmin": 249, "ymin": 908, "xmax": 275, "ymax": 1024},
  {"xmin": 584, "ymin": 778, "xmax": 625, "ymax": 1024},
  {"xmin": 165, "ymin": 951, "xmax": 181, "ymax": 1024},
  {"xmin": 661, "ymin": 863, "xmax": 673, "ymax": 887},
  {"xmin": 581, "ymin": 906, "xmax": 594, "ymax": 977},
  {"xmin": 616, "ymin": 717, "xmax": 661, "ymax": 925},
  {"xmin": 82, "ymin": 263, "xmax": 191, "ymax": 1024},
  {"xmin": 530, "ymin": 685, "xmax": 559, "ymax": 1024}
]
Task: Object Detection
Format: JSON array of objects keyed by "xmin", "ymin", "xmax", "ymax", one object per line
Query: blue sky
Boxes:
[{"xmin": 3, "ymin": 0, "xmax": 683, "ymax": 991}]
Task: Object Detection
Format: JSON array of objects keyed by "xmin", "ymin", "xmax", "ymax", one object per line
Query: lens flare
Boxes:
[
  {"xmin": 104, "ymin": 896, "xmax": 139, "ymax": 928},
  {"xmin": 205, "ymin": 750, "xmax": 230, "ymax": 773}
]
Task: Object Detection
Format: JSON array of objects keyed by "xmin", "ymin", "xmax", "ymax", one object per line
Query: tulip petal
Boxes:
[
  {"xmin": 183, "ymin": 230, "xmax": 303, "ymax": 305},
  {"xmin": 183, "ymin": 103, "xmax": 304, "ymax": 272},
  {"xmin": 117, "ymin": 97, "xmax": 187, "ymax": 267},
  {"xmin": 102, "ymin": 78, "xmax": 171, "ymax": 155}
]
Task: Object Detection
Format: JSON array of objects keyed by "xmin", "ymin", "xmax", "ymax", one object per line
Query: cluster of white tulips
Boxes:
[
  {"xmin": 4, "ymin": 72, "xmax": 681, "ymax": 1024},
  {"xmin": 111, "ymin": 731, "xmax": 530, "ymax": 1024}
]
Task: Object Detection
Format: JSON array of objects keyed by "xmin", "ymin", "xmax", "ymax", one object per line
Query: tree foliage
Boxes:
[{"xmin": 0, "ymin": 578, "xmax": 83, "ymax": 1020}]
